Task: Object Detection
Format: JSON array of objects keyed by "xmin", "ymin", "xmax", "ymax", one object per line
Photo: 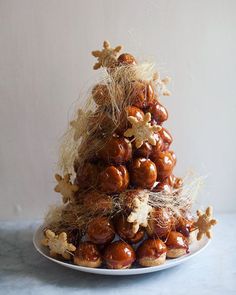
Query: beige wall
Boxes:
[{"xmin": 0, "ymin": 0, "xmax": 236, "ymax": 219}]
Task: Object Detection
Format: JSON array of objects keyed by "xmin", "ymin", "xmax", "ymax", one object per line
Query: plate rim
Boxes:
[{"xmin": 33, "ymin": 225, "xmax": 210, "ymax": 276}]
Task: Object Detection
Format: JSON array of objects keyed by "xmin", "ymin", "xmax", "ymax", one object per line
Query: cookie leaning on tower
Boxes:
[{"xmin": 41, "ymin": 41, "xmax": 217, "ymax": 269}]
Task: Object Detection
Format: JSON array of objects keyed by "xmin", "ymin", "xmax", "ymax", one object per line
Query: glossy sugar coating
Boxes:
[{"xmin": 49, "ymin": 43, "xmax": 192, "ymax": 269}]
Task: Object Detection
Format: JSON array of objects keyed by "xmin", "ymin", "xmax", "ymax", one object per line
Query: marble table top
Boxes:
[{"xmin": 0, "ymin": 214, "xmax": 235, "ymax": 295}]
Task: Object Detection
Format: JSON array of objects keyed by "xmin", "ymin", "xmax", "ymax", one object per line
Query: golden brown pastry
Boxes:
[
  {"xmin": 173, "ymin": 177, "xmax": 183, "ymax": 189},
  {"xmin": 175, "ymin": 217, "xmax": 195, "ymax": 238},
  {"xmin": 137, "ymin": 239, "xmax": 167, "ymax": 267},
  {"xmin": 103, "ymin": 241, "xmax": 136, "ymax": 269},
  {"xmin": 129, "ymin": 158, "xmax": 157, "ymax": 189},
  {"xmin": 96, "ymin": 136, "xmax": 132, "ymax": 164},
  {"xmin": 115, "ymin": 214, "xmax": 145, "ymax": 244},
  {"xmin": 153, "ymin": 182, "xmax": 172, "ymax": 193},
  {"xmin": 134, "ymin": 132, "xmax": 163, "ymax": 158},
  {"xmin": 158, "ymin": 127, "xmax": 173, "ymax": 151},
  {"xmin": 165, "ymin": 174, "xmax": 183, "ymax": 189},
  {"xmin": 165, "ymin": 231, "xmax": 189, "ymax": 258},
  {"xmin": 87, "ymin": 217, "xmax": 115, "ymax": 245},
  {"xmin": 169, "ymin": 150, "xmax": 177, "ymax": 165},
  {"xmin": 98, "ymin": 165, "xmax": 129, "ymax": 193},
  {"xmin": 118, "ymin": 53, "xmax": 137, "ymax": 65},
  {"xmin": 116, "ymin": 106, "xmax": 144, "ymax": 135},
  {"xmin": 148, "ymin": 102, "xmax": 168, "ymax": 124},
  {"xmin": 152, "ymin": 151, "xmax": 176, "ymax": 181},
  {"xmin": 147, "ymin": 208, "xmax": 173, "ymax": 239},
  {"xmin": 153, "ymin": 174, "xmax": 182, "ymax": 192},
  {"xmin": 129, "ymin": 81, "xmax": 154, "ymax": 108},
  {"xmin": 74, "ymin": 242, "xmax": 102, "ymax": 268},
  {"xmin": 134, "ymin": 141, "xmax": 153, "ymax": 158}
]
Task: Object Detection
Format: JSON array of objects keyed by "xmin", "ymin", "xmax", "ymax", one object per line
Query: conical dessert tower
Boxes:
[{"xmin": 41, "ymin": 41, "xmax": 217, "ymax": 269}]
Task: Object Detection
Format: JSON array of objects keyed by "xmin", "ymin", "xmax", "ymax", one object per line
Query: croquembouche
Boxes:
[{"xmin": 41, "ymin": 41, "xmax": 217, "ymax": 269}]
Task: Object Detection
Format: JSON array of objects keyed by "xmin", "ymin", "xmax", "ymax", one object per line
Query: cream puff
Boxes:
[
  {"xmin": 74, "ymin": 242, "xmax": 102, "ymax": 268},
  {"xmin": 115, "ymin": 214, "xmax": 145, "ymax": 244},
  {"xmin": 166, "ymin": 231, "xmax": 189, "ymax": 258},
  {"xmin": 87, "ymin": 217, "xmax": 115, "ymax": 245},
  {"xmin": 137, "ymin": 239, "xmax": 167, "ymax": 267},
  {"xmin": 147, "ymin": 208, "xmax": 173, "ymax": 239}
]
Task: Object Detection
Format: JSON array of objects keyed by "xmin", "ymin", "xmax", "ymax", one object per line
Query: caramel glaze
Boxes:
[
  {"xmin": 153, "ymin": 174, "xmax": 183, "ymax": 192},
  {"xmin": 151, "ymin": 151, "xmax": 176, "ymax": 181},
  {"xmin": 176, "ymin": 218, "xmax": 196, "ymax": 238},
  {"xmin": 129, "ymin": 81, "xmax": 155, "ymax": 108},
  {"xmin": 166, "ymin": 231, "xmax": 189, "ymax": 251},
  {"xmin": 134, "ymin": 141, "xmax": 153, "ymax": 158},
  {"xmin": 153, "ymin": 182, "xmax": 172, "ymax": 193},
  {"xmin": 135, "ymin": 134, "xmax": 163, "ymax": 159},
  {"xmin": 98, "ymin": 165, "xmax": 129, "ymax": 193},
  {"xmin": 96, "ymin": 136, "xmax": 132, "ymax": 164},
  {"xmin": 87, "ymin": 217, "xmax": 115, "ymax": 245},
  {"xmin": 169, "ymin": 150, "xmax": 177, "ymax": 165},
  {"xmin": 116, "ymin": 106, "xmax": 144, "ymax": 135},
  {"xmin": 118, "ymin": 53, "xmax": 137, "ymax": 66},
  {"xmin": 137, "ymin": 239, "xmax": 167, "ymax": 259},
  {"xmin": 129, "ymin": 158, "xmax": 157, "ymax": 189},
  {"xmin": 150, "ymin": 134, "xmax": 164, "ymax": 154},
  {"xmin": 148, "ymin": 102, "xmax": 168, "ymax": 124},
  {"xmin": 103, "ymin": 241, "xmax": 136, "ymax": 269},
  {"xmin": 115, "ymin": 214, "xmax": 145, "ymax": 244},
  {"xmin": 148, "ymin": 208, "xmax": 173, "ymax": 239},
  {"xmin": 159, "ymin": 127, "xmax": 173, "ymax": 151},
  {"xmin": 165, "ymin": 174, "xmax": 183, "ymax": 189},
  {"xmin": 75, "ymin": 242, "xmax": 101, "ymax": 262}
]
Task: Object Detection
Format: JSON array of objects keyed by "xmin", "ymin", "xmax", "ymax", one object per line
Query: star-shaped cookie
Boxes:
[
  {"xmin": 127, "ymin": 192, "xmax": 152, "ymax": 233},
  {"xmin": 153, "ymin": 72, "xmax": 171, "ymax": 96},
  {"xmin": 124, "ymin": 112, "xmax": 161, "ymax": 148},
  {"xmin": 41, "ymin": 229, "xmax": 76, "ymax": 259},
  {"xmin": 70, "ymin": 109, "xmax": 91, "ymax": 141},
  {"xmin": 194, "ymin": 206, "xmax": 217, "ymax": 240},
  {"xmin": 91, "ymin": 40, "xmax": 123, "ymax": 70},
  {"xmin": 54, "ymin": 174, "xmax": 78, "ymax": 204}
]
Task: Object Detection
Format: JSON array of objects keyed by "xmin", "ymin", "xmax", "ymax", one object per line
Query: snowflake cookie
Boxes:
[
  {"xmin": 91, "ymin": 40, "xmax": 123, "ymax": 70},
  {"xmin": 194, "ymin": 206, "xmax": 217, "ymax": 240},
  {"xmin": 127, "ymin": 192, "xmax": 152, "ymax": 234},
  {"xmin": 124, "ymin": 112, "xmax": 161, "ymax": 148},
  {"xmin": 54, "ymin": 174, "xmax": 78, "ymax": 204},
  {"xmin": 41, "ymin": 229, "xmax": 76, "ymax": 259}
]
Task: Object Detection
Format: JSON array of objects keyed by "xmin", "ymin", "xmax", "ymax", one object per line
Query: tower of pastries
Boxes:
[{"xmin": 41, "ymin": 41, "xmax": 217, "ymax": 269}]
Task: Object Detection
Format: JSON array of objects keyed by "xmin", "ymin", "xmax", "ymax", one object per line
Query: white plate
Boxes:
[{"xmin": 33, "ymin": 225, "xmax": 210, "ymax": 276}]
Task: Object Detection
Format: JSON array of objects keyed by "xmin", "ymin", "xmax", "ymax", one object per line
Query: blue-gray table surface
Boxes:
[{"xmin": 0, "ymin": 214, "xmax": 235, "ymax": 295}]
